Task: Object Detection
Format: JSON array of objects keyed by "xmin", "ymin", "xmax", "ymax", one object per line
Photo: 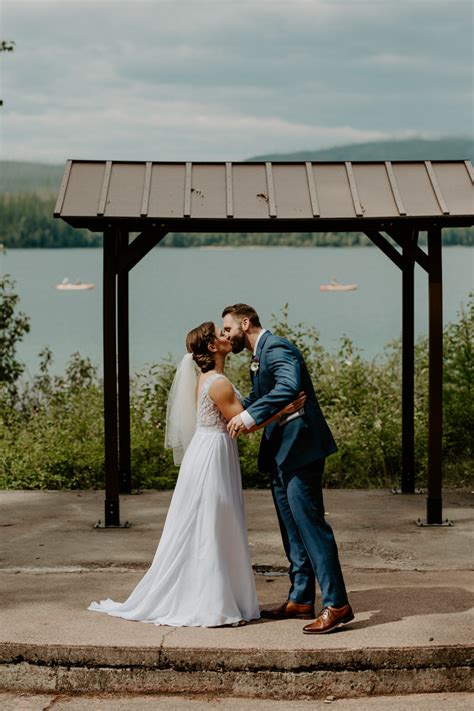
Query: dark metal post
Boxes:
[
  {"xmin": 117, "ymin": 231, "xmax": 132, "ymax": 494},
  {"xmin": 101, "ymin": 227, "xmax": 121, "ymax": 526},
  {"xmin": 401, "ymin": 234, "xmax": 416, "ymax": 493},
  {"xmin": 426, "ymin": 227, "xmax": 443, "ymax": 523}
]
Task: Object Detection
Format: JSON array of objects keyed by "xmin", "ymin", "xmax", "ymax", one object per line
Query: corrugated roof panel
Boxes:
[
  {"xmin": 393, "ymin": 163, "xmax": 442, "ymax": 216},
  {"xmin": 55, "ymin": 161, "xmax": 474, "ymax": 229},
  {"xmin": 312, "ymin": 164, "xmax": 355, "ymax": 218},
  {"xmin": 148, "ymin": 163, "xmax": 186, "ymax": 219},
  {"xmin": 272, "ymin": 164, "xmax": 313, "ymax": 219},
  {"xmin": 232, "ymin": 164, "xmax": 270, "ymax": 219},
  {"xmin": 190, "ymin": 163, "xmax": 227, "ymax": 219},
  {"xmin": 104, "ymin": 163, "xmax": 145, "ymax": 218},
  {"xmin": 352, "ymin": 163, "xmax": 398, "ymax": 217},
  {"xmin": 432, "ymin": 162, "xmax": 474, "ymax": 216},
  {"xmin": 61, "ymin": 162, "xmax": 105, "ymax": 217}
]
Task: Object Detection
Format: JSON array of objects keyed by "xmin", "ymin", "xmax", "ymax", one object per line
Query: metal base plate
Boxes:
[
  {"xmin": 416, "ymin": 518, "xmax": 454, "ymax": 527},
  {"xmin": 94, "ymin": 520, "xmax": 131, "ymax": 529},
  {"xmin": 391, "ymin": 488, "xmax": 424, "ymax": 495}
]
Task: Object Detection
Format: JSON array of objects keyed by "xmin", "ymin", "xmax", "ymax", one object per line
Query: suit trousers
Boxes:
[{"xmin": 270, "ymin": 458, "xmax": 348, "ymax": 608}]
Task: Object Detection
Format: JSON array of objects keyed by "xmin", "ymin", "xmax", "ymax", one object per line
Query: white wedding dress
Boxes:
[{"xmin": 88, "ymin": 373, "xmax": 260, "ymax": 627}]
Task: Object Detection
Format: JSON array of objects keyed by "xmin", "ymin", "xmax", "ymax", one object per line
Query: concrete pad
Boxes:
[
  {"xmin": 1, "ymin": 489, "xmax": 473, "ymax": 572},
  {"xmin": 1, "ymin": 692, "xmax": 474, "ymax": 710},
  {"xmin": 0, "ymin": 489, "xmax": 472, "ymax": 699}
]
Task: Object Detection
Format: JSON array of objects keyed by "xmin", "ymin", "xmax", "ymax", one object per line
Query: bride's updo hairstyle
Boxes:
[{"xmin": 186, "ymin": 321, "xmax": 217, "ymax": 373}]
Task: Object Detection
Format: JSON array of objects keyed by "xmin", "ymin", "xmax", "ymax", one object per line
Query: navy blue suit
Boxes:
[{"xmin": 243, "ymin": 331, "xmax": 348, "ymax": 608}]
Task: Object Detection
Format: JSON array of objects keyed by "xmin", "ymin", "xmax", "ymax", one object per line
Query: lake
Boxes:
[{"xmin": 2, "ymin": 246, "xmax": 473, "ymax": 375}]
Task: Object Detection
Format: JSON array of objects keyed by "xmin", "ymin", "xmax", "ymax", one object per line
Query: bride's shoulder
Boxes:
[{"xmin": 208, "ymin": 374, "xmax": 236, "ymax": 402}]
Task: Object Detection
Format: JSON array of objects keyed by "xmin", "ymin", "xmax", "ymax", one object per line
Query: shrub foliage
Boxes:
[{"xmin": 0, "ymin": 297, "xmax": 472, "ymax": 490}]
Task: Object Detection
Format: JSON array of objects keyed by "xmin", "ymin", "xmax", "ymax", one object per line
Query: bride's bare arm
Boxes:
[
  {"xmin": 208, "ymin": 378, "xmax": 244, "ymax": 421},
  {"xmin": 209, "ymin": 379, "xmax": 306, "ymax": 434}
]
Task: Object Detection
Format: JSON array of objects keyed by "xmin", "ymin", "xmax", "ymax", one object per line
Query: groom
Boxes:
[{"xmin": 222, "ymin": 303, "xmax": 353, "ymax": 634}]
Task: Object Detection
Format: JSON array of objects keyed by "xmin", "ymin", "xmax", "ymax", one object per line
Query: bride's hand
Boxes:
[{"xmin": 281, "ymin": 391, "xmax": 306, "ymax": 415}]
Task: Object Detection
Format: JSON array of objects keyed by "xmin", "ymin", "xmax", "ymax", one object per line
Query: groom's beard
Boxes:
[{"xmin": 230, "ymin": 330, "xmax": 246, "ymax": 354}]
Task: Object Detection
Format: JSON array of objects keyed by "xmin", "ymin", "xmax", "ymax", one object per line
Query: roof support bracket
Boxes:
[
  {"xmin": 386, "ymin": 229, "xmax": 429, "ymax": 273},
  {"xmin": 117, "ymin": 228, "xmax": 168, "ymax": 274},
  {"xmin": 364, "ymin": 230, "xmax": 403, "ymax": 270}
]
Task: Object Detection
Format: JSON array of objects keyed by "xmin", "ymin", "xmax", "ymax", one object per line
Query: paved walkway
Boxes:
[
  {"xmin": 1, "ymin": 691, "xmax": 473, "ymax": 710},
  {"xmin": 0, "ymin": 489, "xmax": 472, "ymax": 701}
]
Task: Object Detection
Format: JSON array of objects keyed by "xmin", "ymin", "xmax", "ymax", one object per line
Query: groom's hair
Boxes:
[{"xmin": 222, "ymin": 303, "xmax": 261, "ymax": 328}]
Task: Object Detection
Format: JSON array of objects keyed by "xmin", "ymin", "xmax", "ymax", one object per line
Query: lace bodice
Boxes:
[{"xmin": 196, "ymin": 373, "xmax": 241, "ymax": 431}]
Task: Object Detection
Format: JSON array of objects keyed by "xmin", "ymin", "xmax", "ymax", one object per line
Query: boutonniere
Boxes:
[{"xmin": 250, "ymin": 356, "xmax": 260, "ymax": 373}]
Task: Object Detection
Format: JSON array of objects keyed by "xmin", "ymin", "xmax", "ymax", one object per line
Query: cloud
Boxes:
[
  {"xmin": 1, "ymin": 0, "xmax": 472, "ymax": 163},
  {"xmin": 3, "ymin": 97, "xmax": 410, "ymax": 163}
]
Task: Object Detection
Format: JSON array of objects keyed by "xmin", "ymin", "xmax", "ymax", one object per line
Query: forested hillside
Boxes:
[
  {"xmin": 0, "ymin": 161, "xmax": 64, "ymax": 194},
  {"xmin": 248, "ymin": 137, "xmax": 474, "ymax": 162},
  {"xmin": 1, "ymin": 194, "xmax": 470, "ymax": 249},
  {"xmin": 0, "ymin": 194, "xmax": 101, "ymax": 248},
  {"xmin": 1, "ymin": 137, "xmax": 472, "ymax": 248}
]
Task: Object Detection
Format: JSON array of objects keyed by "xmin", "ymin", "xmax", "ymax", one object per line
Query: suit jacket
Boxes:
[{"xmin": 243, "ymin": 331, "xmax": 337, "ymax": 474}]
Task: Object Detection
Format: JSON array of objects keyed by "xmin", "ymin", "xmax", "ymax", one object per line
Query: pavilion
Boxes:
[{"xmin": 54, "ymin": 159, "xmax": 474, "ymax": 527}]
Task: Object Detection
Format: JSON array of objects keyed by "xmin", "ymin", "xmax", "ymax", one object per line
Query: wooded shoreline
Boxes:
[{"xmin": 1, "ymin": 194, "xmax": 472, "ymax": 249}]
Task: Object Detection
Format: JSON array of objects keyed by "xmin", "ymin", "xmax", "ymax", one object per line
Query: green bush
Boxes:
[
  {"xmin": 0, "ymin": 274, "xmax": 30, "ymax": 400},
  {"xmin": 0, "ymin": 296, "xmax": 472, "ymax": 490}
]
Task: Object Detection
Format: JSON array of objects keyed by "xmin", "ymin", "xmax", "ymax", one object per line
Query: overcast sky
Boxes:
[{"xmin": 1, "ymin": 0, "xmax": 472, "ymax": 163}]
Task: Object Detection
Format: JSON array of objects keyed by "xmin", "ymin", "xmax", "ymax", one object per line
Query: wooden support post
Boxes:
[
  {"xmin": 118, "ymin": 231, "xmax": 132, "ymax": 494},
  {"xmin": 426, "ymin": 227, "xmax": 443, "ymax": 523},
  {"xmin": 401, "ymin": 233, "xmax": 416, "ymax": 493},
  {"xmin": 101, "ymin": 228, "xmax": 121, "ymax": 526}
]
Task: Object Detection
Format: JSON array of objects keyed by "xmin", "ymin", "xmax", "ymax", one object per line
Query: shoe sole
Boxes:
[
  {"xmin": 261, "ymin": 613, "xmax": 315, "ymax": 620},
  {"xmin": 302, "ymin": 612, "xmax": 355, "ymax": 635}
]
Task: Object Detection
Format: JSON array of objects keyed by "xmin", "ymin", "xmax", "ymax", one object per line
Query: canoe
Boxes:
[
  {"xmin": 56, "ymin": 283, "xmax": 95, "ymax": 291},
  {"xmin": 320, "ymin": 283, "xmax": 358, "ymax": 292}
]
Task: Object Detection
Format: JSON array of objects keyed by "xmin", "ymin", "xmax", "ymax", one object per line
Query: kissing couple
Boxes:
[{"xmin": 89, "ymin": 304, "xmax": 353, "ymax": 634}]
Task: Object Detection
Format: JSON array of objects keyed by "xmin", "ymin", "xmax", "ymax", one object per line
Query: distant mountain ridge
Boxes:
[
  {"xmin": 246, "ymin": 137, "xmax": 473, "ymax": 163},
  {"xmin": 0, "ymin": 161, "xmax": 65, "ymax": 194},
  {"xmin": 1, "ymin": 137, "xmax": 472, "ymax": 194}
]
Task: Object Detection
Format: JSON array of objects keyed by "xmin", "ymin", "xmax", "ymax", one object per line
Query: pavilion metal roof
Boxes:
[{"xmin": 54, "ymin": 160, "xmax": 474, "ymax": 232}]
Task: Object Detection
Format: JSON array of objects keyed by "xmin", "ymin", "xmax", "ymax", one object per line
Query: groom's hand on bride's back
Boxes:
[{"xmin": 281, "ymin": 391, "xmax": 306, "ymax": 415}]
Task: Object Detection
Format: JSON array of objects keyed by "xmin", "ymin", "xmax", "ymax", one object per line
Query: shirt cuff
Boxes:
[{"xmin": 240, "ymin": 410, "xmax": 256, "ymax": 429}]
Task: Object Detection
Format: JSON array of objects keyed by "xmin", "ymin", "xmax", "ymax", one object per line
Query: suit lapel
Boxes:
[{"xmin": 251, "ymin": 331, "xmax": 271, "ymax": 399}]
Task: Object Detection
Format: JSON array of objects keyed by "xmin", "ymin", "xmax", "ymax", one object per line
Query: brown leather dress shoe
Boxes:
[
  {"xmin": 302, "ymin": 604, "xmax": 354, "ymax": 634},
  {"xmin": 261, "ymin": 600, "xmax": 315, "ymax": 620}
]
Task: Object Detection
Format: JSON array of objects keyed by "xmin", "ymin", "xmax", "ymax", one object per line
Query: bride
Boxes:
[{"xmin": 88, "ymin": 321, "xmax": 304, "ymax": 627}]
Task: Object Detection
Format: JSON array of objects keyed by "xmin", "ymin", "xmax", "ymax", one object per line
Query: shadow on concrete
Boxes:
[{"xmin": 261, "ymin": 586, "xmax": 474, "ymax": 631}]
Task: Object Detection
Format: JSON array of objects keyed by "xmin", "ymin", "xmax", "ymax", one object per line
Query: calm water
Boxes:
[{"xmin": 2, "ymin": 246, "xmax": 473, "ymax": 375}]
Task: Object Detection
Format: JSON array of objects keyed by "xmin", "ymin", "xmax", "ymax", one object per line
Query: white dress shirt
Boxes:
[{"xmin": 239, "ymin": 330, "xmax": 266, "ymax": 429}]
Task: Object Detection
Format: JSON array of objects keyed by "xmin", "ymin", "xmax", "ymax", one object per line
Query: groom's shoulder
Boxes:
[{"xmin": 264, "ymin": 333, "xmax": 299, "ymax": 355}]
